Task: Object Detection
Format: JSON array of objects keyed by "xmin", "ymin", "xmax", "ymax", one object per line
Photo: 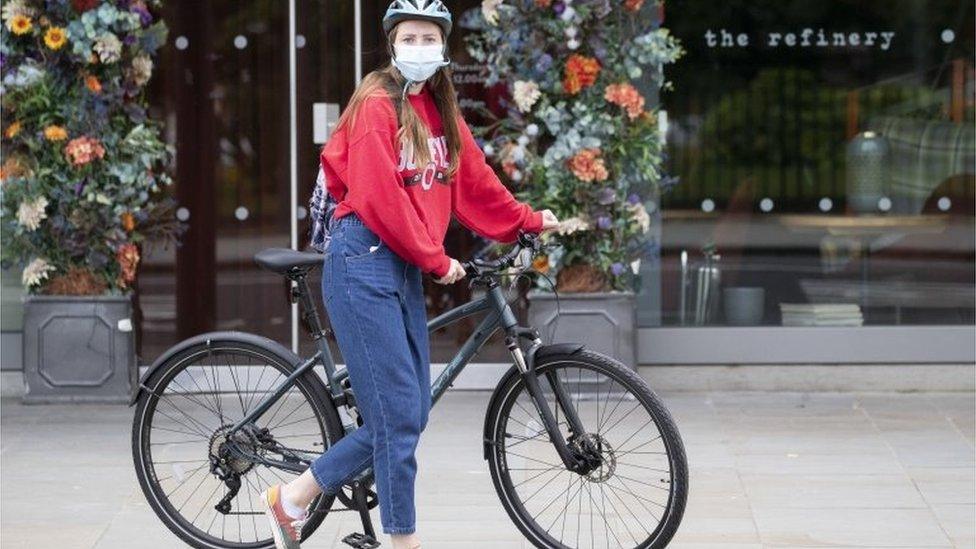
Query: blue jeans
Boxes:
[{"xmin": 309, "ymin": 212, "xmax": 432, "ymax": 535}]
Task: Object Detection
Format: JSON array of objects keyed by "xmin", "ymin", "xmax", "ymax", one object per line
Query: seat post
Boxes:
[{"xmin": 291, "ymin": 272, "xmax": 327, "ymax": 341}]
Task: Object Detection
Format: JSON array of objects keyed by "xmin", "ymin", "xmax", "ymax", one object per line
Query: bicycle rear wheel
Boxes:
[
  {"xmin": 485, "ymin": 349, "xmax": 688, "ymax": 549},
  {"xmin": 131, "ymin": 337, "xmax": 342, "ymax": 549}
]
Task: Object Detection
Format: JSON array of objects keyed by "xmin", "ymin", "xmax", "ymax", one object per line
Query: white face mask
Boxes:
[{"xmin": 392, "ymin": 43, "xmax": 449, "ymax": 83}]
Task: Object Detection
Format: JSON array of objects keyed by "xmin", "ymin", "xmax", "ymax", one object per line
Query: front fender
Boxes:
[
  {"xmin": 129, "ymin": 331, "xmax": 302, "ymax": 406},
  {"xmin": 482, "ymin": 342, "xmax": 585, "ymax": 460}
]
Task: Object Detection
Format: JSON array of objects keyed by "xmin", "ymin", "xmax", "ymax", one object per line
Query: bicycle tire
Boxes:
[
  {"xmin": 132, "ymin": 338, "xmax": 343, "ymax": 549},
  {"xmin": 485, "ymin": 349, "xmax": 688, "ymax": 549}
]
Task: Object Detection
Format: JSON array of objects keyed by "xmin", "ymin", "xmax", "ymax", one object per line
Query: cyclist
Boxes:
[{"xmin": 260, "ymin": 1, "xmax": 559, "ymax": 548}]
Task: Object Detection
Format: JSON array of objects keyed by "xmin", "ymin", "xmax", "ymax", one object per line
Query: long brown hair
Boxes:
[{"xmin": 330, "ymin": 24, "xmax": 462, "ymax": 179}]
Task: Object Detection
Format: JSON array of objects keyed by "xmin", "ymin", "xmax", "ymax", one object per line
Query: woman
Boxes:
[{"xmin": 260, "ymin": 1, "xmax": 559, "ymax": 548}]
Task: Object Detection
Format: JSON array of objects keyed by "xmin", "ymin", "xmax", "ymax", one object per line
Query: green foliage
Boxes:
[{"xmin": 0, "ymin": 0, "xmax": 182, "ymax": 294}]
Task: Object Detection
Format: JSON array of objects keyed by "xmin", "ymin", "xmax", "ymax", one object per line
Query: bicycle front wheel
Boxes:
[{"xmin": 485, "ymin": 349, "xmax": 688, "ymax": 549}]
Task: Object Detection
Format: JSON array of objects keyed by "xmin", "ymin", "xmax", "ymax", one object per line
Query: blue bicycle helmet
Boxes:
[{"xmin": 383, "ymin": 0, "xmax": 453, "ymax": 38}]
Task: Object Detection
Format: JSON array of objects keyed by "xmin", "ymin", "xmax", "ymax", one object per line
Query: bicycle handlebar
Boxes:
[{"xmin": 459, "ymin": 230, "xmax": 548, "ymax": 280}]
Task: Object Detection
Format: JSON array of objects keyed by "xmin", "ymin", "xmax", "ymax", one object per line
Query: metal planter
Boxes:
[
  {"xmin": 22, "ymin": 294, "xmax": 135, "ymax": 404},
  {"xmin": 527, "ymin": 289, "xmax": 637, "ymax": 371}
]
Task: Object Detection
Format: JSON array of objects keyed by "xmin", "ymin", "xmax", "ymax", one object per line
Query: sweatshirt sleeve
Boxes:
[
  {"xmin": 336, "ymin": 97, "xmax": 453, "ymax": 278},
  {"xmin": 451, "ymin": 115, "xmax": 544, "ymax": 244}
]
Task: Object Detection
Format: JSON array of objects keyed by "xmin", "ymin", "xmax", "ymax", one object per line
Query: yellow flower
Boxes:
[
  {"xmin": 43, "ymin": 26, "xmax": 66, "ymax": 50},
  {"xmin": 9, "ymin": 14, "xmax": 31, "ymax": 35},
  {"xmin": 4, "ymin": 121, "xmax": 22, "ymax": 139},
  {"xmin": 43, "ymin": 125, "xmax": 68, "ymax": 142}
]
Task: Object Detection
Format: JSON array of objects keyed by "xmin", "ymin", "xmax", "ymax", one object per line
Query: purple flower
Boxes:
[
  {"xmin": 553, "ymin": 1, "xmax": 565, "ymax": 15},
  {"xmin": 610, "ymin": 262, "xmax": 626, "ymax": 276},
  {"xmin": 131, "ymin": 5, "xmax": 153, "ymax": 26},
  {"xmin": 597, "ymin": 216, "xmax": 612, "ymax": 230},
  {"xmin": 74, "ymin": 179, "xmax": 87, "ymax": 196},
  {"xmin": 123, "ymin": 34, "xmax": 137, "ymax": 45},
  {"xmin": 627, "ymin": 193, "xmax": 642, "ymax": 205}
]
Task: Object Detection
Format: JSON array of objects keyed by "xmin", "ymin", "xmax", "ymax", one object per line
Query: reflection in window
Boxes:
[{"xmin": 654, "ymin": 1, "xmax": 975, "ymax": 327}]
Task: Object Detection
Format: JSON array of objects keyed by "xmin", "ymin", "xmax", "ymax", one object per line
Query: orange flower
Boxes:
[
  {"xmin": 532, "ymin": 254, "xmax": 550, "ymax": 273},
  {"xmin": 624, "ymin": 0, "xmax": 645, "ymax": 12},
  {"xmin": 567, "ymin": 148, "xmax": 609, "ymax": 182},
  {"xmin": 0, "ymin": 156, "xmax": 27, "ymax": 181},
  {"xmin": 604, "ymin": 82, "xmax": 645, "ymax": 120},
  {"xmin": 535, "ymin": 0, "xmax": 552, "ymax": 6},
  {"xmin": 121, "ymin": 212, "xmax": 136, "ymax": 232},
  {"xmin": 562, "ymin": 54, "xmax": 601, "ymax": 95},
  {"xmin": 85, "ymin": 74, "xmax": 102, "ymax": 93},
  {"xmin": 43, "ymin": 125, "xmax": 68, "ymax": 141},
  {"xmin": 4, "ymin": 121, "xmax": 22, "ymax": 139},
  {"xmin": 64, "ymin": 135, "xmax": 106, "ymax": 167},
  {"xmin": 117, "ymin": 243, "xmax": 140, "ymax": 287}
]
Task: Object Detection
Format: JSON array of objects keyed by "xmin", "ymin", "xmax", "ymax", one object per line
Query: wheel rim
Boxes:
[
  {"xmin": 137, "ymin": 346, "xmax": 332, "ymax": 548},
  {"xmin": 490, "ymin": 360, "xmax": 677, "ymax": 549}
]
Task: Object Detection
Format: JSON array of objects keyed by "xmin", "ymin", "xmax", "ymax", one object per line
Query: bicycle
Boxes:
[{"xmin": 130, "ymin": 231, "xmax": 688, "ymax": 549}]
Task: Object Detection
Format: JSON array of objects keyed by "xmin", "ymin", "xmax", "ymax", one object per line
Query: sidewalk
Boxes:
[{"xmin": 1, "ymin": 390, "xmax": 973, "ymax": 548}]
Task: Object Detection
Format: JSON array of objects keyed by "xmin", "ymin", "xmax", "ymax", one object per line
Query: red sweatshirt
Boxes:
[{"xmin": 320, "ymin": 83, "xmax": 544, "ymax": 279}]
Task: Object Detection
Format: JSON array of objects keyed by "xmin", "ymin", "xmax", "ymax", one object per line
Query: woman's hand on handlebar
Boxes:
[
  {"xmin": 539, "ymin": 209, "xmax": 560, "ymax": 231},
  {"xmin": 433, "ymin": 258, "xmax": 466, "ymax": 285}
]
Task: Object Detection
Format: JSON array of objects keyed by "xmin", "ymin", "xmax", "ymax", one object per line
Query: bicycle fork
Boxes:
[{"xmin": 505, "ymin": 330, "xmax": 598, "ymax": 475}]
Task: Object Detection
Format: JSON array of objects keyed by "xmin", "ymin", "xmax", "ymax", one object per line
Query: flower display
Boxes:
[
  {"xmin": 21, "ymin": 257, "xmax": 54, "ymax": 287},
  {"xmin": 465, "ymin": 0, "xmax": 683, "ymax": 291},
  {"xmin": 128, "ymin": 54, "xmax": 152, "ymax": 86},
  {"xmin": 4, "ymin": 120, "xmax": 22, "ymax": 138},
  {"xmin": 120, "ymin": 211, "xmax": 136, "ymax": 232},
  {"xmin": 43, "ymin": 26, "xmax": 66, "ymax": 50},
  {"xmin": 116, "ymin": 242, "xmax": 140, "ymax": 287},
  {"xmin": 604, "ymin": 82, "xmax": 645, "ymax": 120},
  {"xmin": 84, "ymin": 73, "xmax": 101, "ymax": 93},
  {"xmin": 9, "ymin": 15, "xmax": 32, "ymax": 35},
  {"xmin": 70, "ymin": 0, "xmax": 99, "ymax": 13},
  {"xmin": 93, "ymin": 32, "xmax": 122, "ymax": 63},
  {"xmin": 481, "ymin": 0, "xmax": 502, "ymax": 26},
  {"xmin": 1, "ymin": 0, "xmax": 183, "ymax": 295},
  {"xmin": 512, "ymin": 80, "xmax": 541, "ymax": 113},
  {"xmin": 624, "ymin": 0, "xmax": 645, "ymax": 12},
  {"xmin": 64, "ymin": 135, "xmax": 105, "ymax": 166},
  {"xmin": 562, "ymin": 54, "xmax": 601, "ymax": 95},
  {"xmin": 567, "ymin": 147, "xmax": 609, "ymax": 182},
  {"xmin": 43, "ymin": 125, "xmax": 67, "ymax": 141},
  {"xmin": 16, "ymin": 196, "xmax": 48, "ymax": 230}
]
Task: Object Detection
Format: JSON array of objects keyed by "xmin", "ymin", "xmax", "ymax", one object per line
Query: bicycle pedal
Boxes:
[{"xmin": 342, "ymin": 532, "xmax": 381, "ymax": 548}]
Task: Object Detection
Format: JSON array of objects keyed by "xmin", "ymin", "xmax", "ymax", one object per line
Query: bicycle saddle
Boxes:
[{"xmin": 254, "ymin": 247, "xmax": 323, "ymax": 275}]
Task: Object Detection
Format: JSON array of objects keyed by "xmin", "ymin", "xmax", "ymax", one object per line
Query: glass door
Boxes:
[{"xmin": 141, "ymin": 0, "xmax": 295, "ymax": 361}]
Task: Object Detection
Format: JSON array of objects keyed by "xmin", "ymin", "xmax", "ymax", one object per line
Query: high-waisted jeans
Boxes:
[{"xmin": 309, "ymin": 212, "xmax": 431, "ymax": 535}]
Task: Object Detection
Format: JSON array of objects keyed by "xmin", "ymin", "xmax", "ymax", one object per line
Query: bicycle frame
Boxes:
[{"xmin": 228, "ymin": 267, "xmax": 591, "ymax": 476}]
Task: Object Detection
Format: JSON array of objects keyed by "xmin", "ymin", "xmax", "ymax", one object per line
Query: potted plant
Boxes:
[
  {"xmin": 0, "ymin": 0, "xmax": 181, "ymax": 403},
  {"xmin": 465, "ymin": 0, "xmax": 683, "ymax": 369}
]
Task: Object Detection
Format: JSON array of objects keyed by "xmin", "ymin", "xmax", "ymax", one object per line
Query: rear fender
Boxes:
[{"xmin": 129, "ymin": 331, "xmax": 303, "ymax": 406}]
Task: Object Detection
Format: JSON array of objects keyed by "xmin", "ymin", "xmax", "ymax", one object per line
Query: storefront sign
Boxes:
[{"xmin": 704, "ymin": 28, "xmax": 897, "ymax": 50}]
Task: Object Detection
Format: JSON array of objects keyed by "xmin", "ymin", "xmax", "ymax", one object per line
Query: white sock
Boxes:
[{"xmin": 280, "ymin": 490, "xmax": 307, "ymax": 519}]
